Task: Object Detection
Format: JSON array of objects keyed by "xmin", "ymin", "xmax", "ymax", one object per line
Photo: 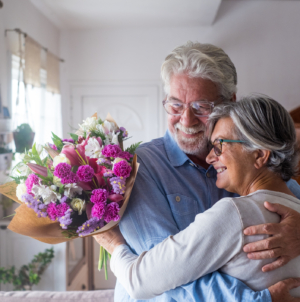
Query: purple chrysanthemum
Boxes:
[
  {"xmin": 62, "ymin": 139, "xmax": 75, "ymax": 143},
  {"xmin": 54, "ymin": 163, "xmax": 72, "ymax": 179},
  {"xmin": 91, "ymin": 203, "xmax": 106, "ymax": 219},
  {"xmin": 103, "ymin": 202, "xmax": 120, "ymax": 223},
  {"xmin": 101, "ymin": 144, "xmax": 122, "ymax": 158},
  {"xmin": 119, "ymin": 127, "xmax": 128, "ymax": 138},
  {"xmin": 22, "ymin": 193, "xmax": 47, "ymax": 218},
  {"xmin": 57, "ymin": 202, "xmax": 70, "ymax": 217},
  {"xmin": 58, "ymin": 208, "xmax": 73, "ymax": 229},
  {"xmin": 110, "ymin": 176, "xmax": 126, "ymax": 194},
  {"xmin": 76, "ymin": 165, "xmax": 94, "ymax": 182},
  {"xmin": 61, "ymin": 172, "xmax": 79, "ymax": 184},
  {"xmin": 90, "ymin": 188, "xmax": 108, "ymax": 204},
  {"xmin": 77, "ymin": 217, "xmax": 105, "ymax": 237},
  {"xmin": 25, "ymin": 174, "xmax": 40, "ymax": 194},
  {"xmin": 113, "ymin": 160, "xmax": 132, "ymax": 178}
]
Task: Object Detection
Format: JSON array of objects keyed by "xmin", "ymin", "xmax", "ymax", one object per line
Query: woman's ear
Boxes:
[{"xmin": 254, "ymin": 149, "xmax": 270, "ymax": 169}]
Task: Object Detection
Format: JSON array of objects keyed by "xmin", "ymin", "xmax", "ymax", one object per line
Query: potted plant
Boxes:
[
  {"xmin": 13, "ymin": 124, "xmax": 35, "ymax": 153},
  {"xmin": 0, "ymin": 247, "xmax": 54, "ymax": 290}
]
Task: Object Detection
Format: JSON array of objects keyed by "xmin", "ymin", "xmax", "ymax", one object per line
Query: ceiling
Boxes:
[{"xmin": 30, "ymin": 0, "xmax": 223, "ymax": 29}]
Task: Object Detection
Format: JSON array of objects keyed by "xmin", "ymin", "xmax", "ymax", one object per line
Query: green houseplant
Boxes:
[
  {"xmin": 13, "ymin": 124, "xmax": 35, "ymax": 153},
  {"xmin": 0, "ymin": 247, "xmax": 54, "ymax": 290}
]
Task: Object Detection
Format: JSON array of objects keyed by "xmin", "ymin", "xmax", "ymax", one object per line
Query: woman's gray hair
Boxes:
[
  {"xmin": 207, "ymin": 94, "xmax": 299, "ymax": 181},
  {"xmin": 161, "ymin": 41, "xmax": 237, "ymax": 100}
]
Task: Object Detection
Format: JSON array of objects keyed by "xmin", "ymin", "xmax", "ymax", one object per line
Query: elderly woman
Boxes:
[{"xmin": 95, "ymin": 94, "xmax": 300, "ymax": 299}]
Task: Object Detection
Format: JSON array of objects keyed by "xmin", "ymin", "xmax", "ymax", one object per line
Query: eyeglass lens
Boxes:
[{"xmin": 164, "ymin": 101, "xmax": 212, "ymax": 116}]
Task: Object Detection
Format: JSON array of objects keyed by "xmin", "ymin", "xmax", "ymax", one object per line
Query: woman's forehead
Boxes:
[{"xmin": 211, "ymin": 117, "xmax": 235, "ymax": 141}]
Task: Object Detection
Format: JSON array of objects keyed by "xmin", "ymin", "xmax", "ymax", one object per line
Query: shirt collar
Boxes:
[{"xmin": 164, "ymin": 130, "xmax": 190, "ymax": 167}]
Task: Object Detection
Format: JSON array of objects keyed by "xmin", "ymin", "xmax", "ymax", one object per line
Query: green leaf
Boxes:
[
  {"xmin": 69, "ymin": 133, "xmax": 78, "ymax": 142},
  {"xmin": 31, "ymin": 143, "xmax": 43, "ymax": 165},
  {"xmin": 47, "ymin": 168, "xmax": 54, "ymax": 179},
  {"xmin": 10, "ymin": 176, "xmax": 27, "ymax": 184},
  {"xmin": 125, "ymin": 141, "xmax": 142, "ymax": 155},
  {"xmin": 59, "ymin": 185, "xmax": 64, "ymax": 195},
  {"xmin": 51, "ymin": 132, "xmax": 64, "ymax": 150}
]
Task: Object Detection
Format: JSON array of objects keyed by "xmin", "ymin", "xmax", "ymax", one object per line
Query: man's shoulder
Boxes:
[{"xmin": 135, "ymin": 137, "xmax": 166, "ymax": 159}]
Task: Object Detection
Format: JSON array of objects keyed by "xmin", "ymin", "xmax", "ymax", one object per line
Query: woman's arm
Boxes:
[{"xmin": 109, "ymin": 198, "xmax": 243, "ymax": 299}]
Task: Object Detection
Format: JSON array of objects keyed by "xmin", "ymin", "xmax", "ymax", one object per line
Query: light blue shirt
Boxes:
[{"xmin": 115, "ymin": 130, "xmax": 300, "ymax": 302}]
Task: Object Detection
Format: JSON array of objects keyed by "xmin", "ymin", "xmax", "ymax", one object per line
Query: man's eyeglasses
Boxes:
[
  {"xmin": 209, "ymin": 138, "xmax": 246, "ymax": 156},
  {"xmin": 162, "ymin": 99, "xmax": 217, "ymax": 117}
]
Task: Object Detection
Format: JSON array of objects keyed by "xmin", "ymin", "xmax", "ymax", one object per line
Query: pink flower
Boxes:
[
  {"xmin": 113, "ymin": 160, "xmax": 132, "ymax": 178},
  {"xmin": 119, "ymin": 151, "xmax": 133, "ymax": 161},
  {"xmin": 27, "ymin": 163, "xmax": 48, "ymax": 177},
  {"xmin": 101, "ymin": 144, "xmax": 122, "ymax": 158},
  {"xmin": 57, "ymin": 203, "xmax": 70, "ymax": 217},
  {"xmin": 47, "ymin": 203, "xmax": 58, "ymax": 221},
  {"xmin": 90, "ymin": 188, "xmax": 108, "ymax": 204},
  {"xmin": 91, "ymin": 203, "xmax": 106, "ymax": 219},
  {"xmin": 54, "ymin": 163, "xmax": 72, "ymax": 178},
  {"xmin": 25, "ymin": 174, "xmax": 39, "ymax": 194},
  {"xmin": 103, "ymin": 202, "xmax": 120, "ymax": 223},
  {"xmin": 77, "ymin": 165, "xmax": 94, "ymax": 182},
  {"xmin": 61, "ymin": 172, "xmax": 79, "ymax": 184},
  {"xmin": 61, "ymin": 145, "xmax": 86, "ymax": 167}
]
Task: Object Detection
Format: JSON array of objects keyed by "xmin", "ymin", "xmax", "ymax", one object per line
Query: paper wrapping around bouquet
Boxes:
[{"xmin": 0, "ymin": 112, "xmax": 139, "ymax": 244}]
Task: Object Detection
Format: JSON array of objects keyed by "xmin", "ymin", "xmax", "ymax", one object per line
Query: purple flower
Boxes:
[
  {"xmin": 57, "ymin": 202, "xmax": 70, "ymax": 217},
  {"xmin": 76, "ymin": 165, "xmax": 94, "ymax": 182},
  {"xmin": 61, "ymin": 172, "xmax": 79, "ymax": 184},
  {"xmin": 60, "ymin": 196, "xmax": 68, "ymax": 204},
  {"xmin": 49, "ymin": 143, "xmax": 58, "ymax": 150},
  {"xmin": 22, "ymin": 193, "xmax": 47, "ymax": 218},
  {"xmin": 110, "ymin": 176, "xmax": 126, "ymax": 194},
  {"xmin": 101, "ymin": 144, "xmax": 122, "ymax": 158},
  {"xmin": 62, "ymin": 139, "xmax": 75, "ymax": 143},
  {"xmin": 103, "ymin": 202, "xmax": 120, "ymax": 223},
  {"xmin": 77, "ymin": 217, "xmax": 105, "ymax": 237},
  {"xmin": 58, "ymin": 208, "xmax": 73, "ymax": 229},
  {"xmin": 91, "ymin": 203, "xmax": 106, "ymax": 219},
  {"xmin": 97, "ymin": 158, "xmax": 112, "ymax": 166},
  {"xmin": 47, "ymin": 203, "xmax": 58, "ymax": 221},
  {"xmin": 104, "ymin": 170, "xmax": 114, "ymax": 177},
  {"xmin": 119, "ymin": 127, "xmax": 128, "ymax": 138},
  {"xmin": 90, "ymin": 188, "xmax": 108, "ymax": 204},
  {"xmin": 113, "ymin": 160, "xmax": 132, "ymax": 178},
  {"xmin": 25, "ymin": 174, "xmax": 40, "ymax": 194},
  {"xmin": 119, "ymin": 151, "xmax": 133, "ymax": 161},
  {"xmin": 54, "ymin": 163, "xmax": 72, "ymax": 179}
]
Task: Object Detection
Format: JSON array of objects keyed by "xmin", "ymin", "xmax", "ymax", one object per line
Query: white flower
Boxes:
[
  {"xmin": 53, "ymin": 176, "xmax": 63, "ymax": 187},
  {"xmin": 111, "ymin": 132, "xmax": 120, "ymax": 145},
  {"xmin": 64, "ymin": 183, "xmax": 83, "ymax": 199},
  {"xmin": 15, "ymin": 163, "xmax": 31, "ymax": 177},
  {"xmin": 85, "ymin": 137, "xmax": 103, "ymax": 158},
  {"xmin": 16, "ymin": 183, "xmax": 27, "ymax": 202},
  {"xmin": 31, "ymin": 183, "xmax": 61, "ymax": 205},
  {"xmin": 53, "ymin": 153, "xmax": 71, "ymax": 167},
  {"xmin": 70, "ymin": 198, "xmax": 86, "ymax": 215},
  {"xmin": 97, "ymin": 120, "xmax": 118, "ymax": 135},
  {"xmin": 79, "ymin": 117, "xmax": 98, "ymax": 132}
]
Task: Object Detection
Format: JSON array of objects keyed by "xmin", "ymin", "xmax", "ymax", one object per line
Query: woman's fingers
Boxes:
[{"xmin": 262, "ymin": 256, "xmax": 290, "ymax": 272}]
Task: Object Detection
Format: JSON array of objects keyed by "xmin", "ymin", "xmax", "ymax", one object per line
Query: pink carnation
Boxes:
[
  {"xmin": 103, "ymin": 202, "xmax": 120, "ymax": 223},
  {"xmin": 91, "ymin": 203, "xmax": 106, "ymax": 219},
  {"xmin": 90, "ymin": 188, "xmax": 108, "ymax": 204},
  {"xmin": 54, "ymin": 163, "xmax": 72, "ymax": 179},
  {"xmin": 119, "ymin": 151, "xmax": 133, "ymax": 161},
  {"xmin": 77, "ymin": 165, "xmax": 94, "ymax": 182},
  {"xmin": 47, "ymin": 203, "xmax": 58, "ymax": 221},
  {"xmin": 101, "ymin": 144, "xmax": 122, "ymax": 158},
  {"xmin": 113, "ymin": 160, "xmax": 132, "ymax": 178},
  {"xmin": 25, "ymin": 174, "xmax": 40, "ymax": 194},
  {"xmin": 61, "ymin": 172, "xmax": 79, "ymax": 184},
  {"xmin": 57, "ymin": 203, "xmax": 70, "ymax": 217}
]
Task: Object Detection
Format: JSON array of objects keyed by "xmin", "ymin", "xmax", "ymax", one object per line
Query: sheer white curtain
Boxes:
[{"xmin": 11, "ymin": 55, "xmax": 62, "ymax": 147}]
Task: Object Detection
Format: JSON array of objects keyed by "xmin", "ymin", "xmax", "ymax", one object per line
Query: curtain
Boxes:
[{"xmin": 46, "ymin": 52, "xmax": 60, "ymax": 94}]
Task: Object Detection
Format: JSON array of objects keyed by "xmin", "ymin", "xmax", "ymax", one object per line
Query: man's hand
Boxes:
[
  {"xmin": 243, "ymin": 202, "xmax": 300, "ymax": 272},
  {"xmin": 93, "ymin": 226, "xmax": 126, "ymax": 254},
  {"xmin": 268, "ymin": 278, "xmax": 300, "ymax": 302}
]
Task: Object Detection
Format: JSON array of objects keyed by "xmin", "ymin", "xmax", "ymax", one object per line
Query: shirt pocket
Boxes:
[{"xmin": 167, "ymin": 193, "xmax": 197, "ymax": 230}]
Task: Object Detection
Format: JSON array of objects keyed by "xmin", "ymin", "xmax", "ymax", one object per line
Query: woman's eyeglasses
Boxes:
[{"xmin": 209, "ymin": 139, "xmax": 246, "ymax": 156}]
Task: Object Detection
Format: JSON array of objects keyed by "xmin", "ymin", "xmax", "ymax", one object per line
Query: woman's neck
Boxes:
[{"xmin": 240, "ymin": 171, "xmax": 296, "ymax": 198}]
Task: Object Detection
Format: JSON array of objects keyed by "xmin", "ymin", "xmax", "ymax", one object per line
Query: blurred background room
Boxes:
[{"xmin": 0, "ymin": 0, "xmax": 299, "ymax": 299}]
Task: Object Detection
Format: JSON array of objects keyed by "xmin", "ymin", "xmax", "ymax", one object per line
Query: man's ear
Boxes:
[{"xmin": 254, "ymin": 149, "xmax": 270, "ymax": 169}]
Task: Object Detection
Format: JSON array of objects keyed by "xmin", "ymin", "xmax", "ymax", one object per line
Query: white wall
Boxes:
[
  {"xmin": 61, "ymin": 0, "xmax": 300, "ymax": 137},
  {"xmin": 0, "ymin": 0, "xmax": 66, "ymax": 291}
]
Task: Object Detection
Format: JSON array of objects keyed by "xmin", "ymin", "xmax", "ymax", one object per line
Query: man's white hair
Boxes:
[{"xmin": 161, "ymin": 41, "xmax": 237, "ymax": 100}]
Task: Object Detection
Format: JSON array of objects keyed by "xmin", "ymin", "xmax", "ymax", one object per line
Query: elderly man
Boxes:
[{"xmin": 113, "ymin": 42, "xmax": 300, "ymax": 302}]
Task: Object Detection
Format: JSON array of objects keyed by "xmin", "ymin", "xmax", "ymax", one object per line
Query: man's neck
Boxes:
[{"xmin": 187, "ymin": 154, "xmax": 210, "ymax": 170}]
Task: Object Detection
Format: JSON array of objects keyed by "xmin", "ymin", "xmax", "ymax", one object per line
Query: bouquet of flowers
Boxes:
[{"xmin": 0, "ymin": 113, "xmax": 140, "ymax": 279}]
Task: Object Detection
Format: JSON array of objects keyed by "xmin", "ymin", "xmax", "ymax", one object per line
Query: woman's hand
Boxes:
[
  {"xmin": 243, "ymin": 202, "xmax": 300, "ymax": 272},
  {"xmin": 93, "ymin": 226, "xmax": 126, "ymax": 254}
]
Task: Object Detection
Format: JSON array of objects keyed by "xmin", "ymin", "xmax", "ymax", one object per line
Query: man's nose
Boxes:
[
  {"xmin": 180, "ymin": 106, "xmax": 198, "ymax": 127},
  {"xmin": 206, "ymin": 146, "xmax": 218, "ymax": 165}
]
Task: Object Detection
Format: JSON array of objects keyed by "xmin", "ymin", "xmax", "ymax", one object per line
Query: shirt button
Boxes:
[
  {"xmin": 206, "ymin": 172, "xmax": 210, "ymax": 178},
  {"xmin": 175, "ymin": 196, "xmax": 181, "ymax": 202}
]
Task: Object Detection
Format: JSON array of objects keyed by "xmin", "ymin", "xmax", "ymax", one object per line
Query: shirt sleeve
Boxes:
[
  {"xmin": 287, "ymin": 179, "xmax": 300, "ymax": 199},
  {"xmin": 116, "ymin": 156, "xmax": 272, "ymax": 302}
]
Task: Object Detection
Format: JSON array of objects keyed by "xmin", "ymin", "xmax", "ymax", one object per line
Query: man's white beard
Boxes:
[{"xmin": 172, "ymin": 123, "xmax": 208, "ymax": 156}]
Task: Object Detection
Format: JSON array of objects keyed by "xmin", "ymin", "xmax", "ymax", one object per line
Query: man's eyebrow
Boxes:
[{"xmin": 168, "ymin": 96, "xmax": 182, "ymax": 102}]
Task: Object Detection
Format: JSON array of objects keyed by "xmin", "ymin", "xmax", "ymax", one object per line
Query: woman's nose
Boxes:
[{"xmin": 206, "ymin": 146, "xmax": 218, "ymax": 165}]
